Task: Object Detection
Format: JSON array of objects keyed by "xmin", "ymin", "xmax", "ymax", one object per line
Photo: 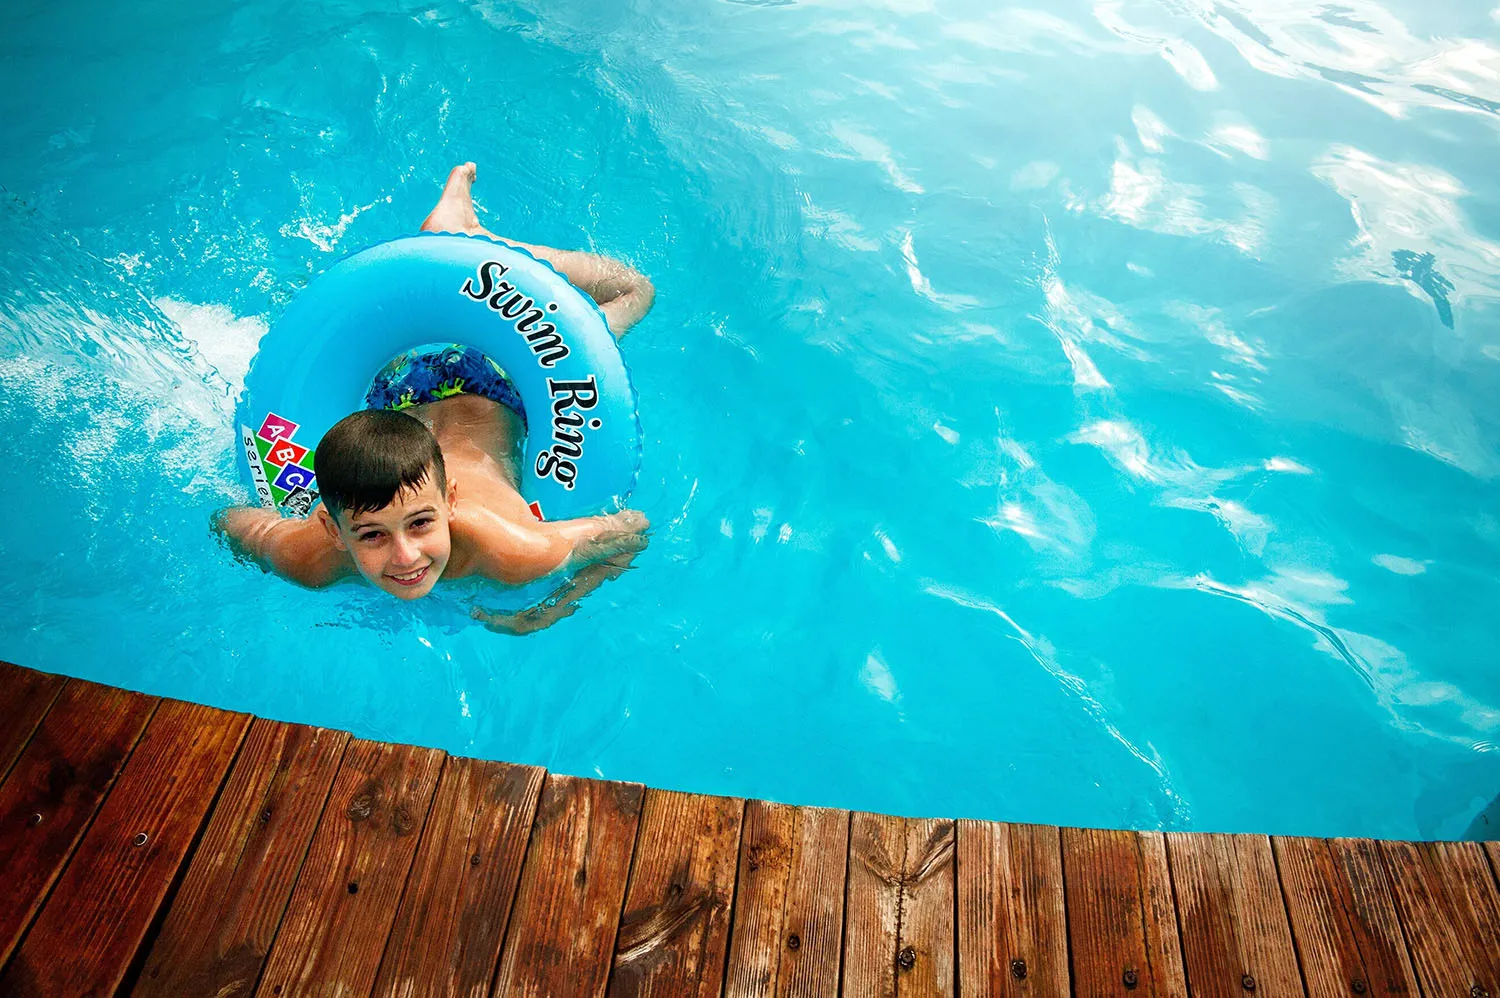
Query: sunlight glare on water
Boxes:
[{"xmin": 3, "ymin": 0, "xmax": 1500, "ymax": 838}]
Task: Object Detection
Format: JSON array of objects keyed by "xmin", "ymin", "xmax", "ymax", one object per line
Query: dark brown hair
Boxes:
[{"xmin": 315, "ymin": 410, "xmax": 446, "ymax": 521}]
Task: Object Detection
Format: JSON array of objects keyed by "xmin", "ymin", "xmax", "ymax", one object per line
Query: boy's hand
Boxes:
[{"xmin": 472, "ymin": 602, "xmax": 577, "ymax": 636}]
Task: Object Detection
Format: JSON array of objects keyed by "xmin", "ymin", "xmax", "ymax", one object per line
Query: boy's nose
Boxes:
[{"xmin": 391, "ymin": 533, "xmax": 421, "ymax": 566}]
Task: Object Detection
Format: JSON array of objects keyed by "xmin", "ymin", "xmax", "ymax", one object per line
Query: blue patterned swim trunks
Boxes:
[{"xmin": 364, "ymin": 343, "xmax": 527, "ymax": 428}]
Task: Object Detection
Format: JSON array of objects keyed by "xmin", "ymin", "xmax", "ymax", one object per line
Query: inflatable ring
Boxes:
[{"xmin": 235, "ymin": 233, "xmax": 642, "ymax": 522}]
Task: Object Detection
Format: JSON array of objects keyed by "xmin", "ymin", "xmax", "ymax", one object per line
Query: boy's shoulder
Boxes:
[{"xmin": 447, "ymin": 504, "xmax": 571, "ymax": 587}]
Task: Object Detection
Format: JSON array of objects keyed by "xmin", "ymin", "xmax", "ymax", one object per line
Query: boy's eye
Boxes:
[
  {"xmin": 358, "ymin": 531, "xmax": 383, "ymax": 543},
  {"xmin": 411, "ymin": 517, "xmax": 433, "ymax": 530}
]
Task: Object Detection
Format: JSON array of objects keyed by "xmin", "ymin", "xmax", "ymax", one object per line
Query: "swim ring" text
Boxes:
[{"xmin": 461, "ymin": 260, "xmax": 570, "ymax": 368}]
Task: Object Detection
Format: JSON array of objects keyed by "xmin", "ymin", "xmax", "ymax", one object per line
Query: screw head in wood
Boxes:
[
  {"xmin": 1124, "ymin": 969, "xmax": 1139, "ymax": 989},
  {"xmin": 1471, "ymin": 986, "xmax": 1489, "ymax": 998},
  {"xmin": 1011, "ymin": 958, "xmax": 1027, "ymax": 980},
  {"xmin": 786, "ymin": 933, "xmax": 800, "ymax": 951},
  {"xmin": 132, "ymin": 832, "xmax": 149, "ymax": 847},
  {"xmin": 470, "ymin": 852, "xmax": 482, "ymax": 866},
  {"xmin": 1242, "ymin": 974, "xmax": 1256, "ymax": 992},
  {"xmin": 1351, "ymin": 980, "xmax": 1367, "ymax": 995},
  {"xmin": 347, "ymin": 882, "xmax": 359, "ymax": 895},
  {"xmin": 28, "ymin": 813, "xmax": 42, "ymax": 827},
  {"xmin": 898, "ymin": 946, "xmax": 916, "ymax": 971}
]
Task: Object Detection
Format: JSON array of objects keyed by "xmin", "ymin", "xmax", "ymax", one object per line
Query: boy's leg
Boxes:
[
  {"xmin": 418, "ymin": 163, "xmax": 654, "ymax": 339},
  {"xmin": 421, "ymin": 162, "xmax": 498, "ymax": 238},
  {"xmin": 417, "ymin": 169, "xmax": 524, "ymax": 480}
]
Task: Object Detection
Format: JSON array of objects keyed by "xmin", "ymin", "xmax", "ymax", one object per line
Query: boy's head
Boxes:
[{"xmin": 315, "ymin": 409, "xmax": 456, "ymax": 600}]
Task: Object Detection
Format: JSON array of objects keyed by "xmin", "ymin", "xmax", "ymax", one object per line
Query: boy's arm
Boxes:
[
  {"xmin": 213, "ymin": 507, "xmax": 351, "ymax": 588},
  {"xmin": 494, "ymin": 237, "xmax": 655, "ymax": 338},
  {"xmin": 466, "ymin": 509, "xmax": 649, "ymax": 587},
  {"xmin": 473, "ymin": 552, "xmax": 638, "ymax": 636}
]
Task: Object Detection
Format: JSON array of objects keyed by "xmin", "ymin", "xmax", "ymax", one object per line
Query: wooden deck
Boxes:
[{"xmin": 1, "ymin": 660, "xmax": 1498, "ymax": 997}]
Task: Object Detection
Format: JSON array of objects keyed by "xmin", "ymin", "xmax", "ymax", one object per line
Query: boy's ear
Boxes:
[
  {"xmin": 446, "ymin": 477, "xmax": 458, "ymax": 508},
  {"xmin": 317, "ymin": 507, "xmax": 348, "ymax": 551}
]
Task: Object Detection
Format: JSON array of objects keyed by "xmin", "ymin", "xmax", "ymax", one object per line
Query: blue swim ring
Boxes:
[{"xmin": 235, "ymin": 233, "xmax": 642, "ymax": 522}]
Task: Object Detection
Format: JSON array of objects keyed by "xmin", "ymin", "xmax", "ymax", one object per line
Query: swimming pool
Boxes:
[{"xmin": 3, "ymin": 0, "xmax": 1499, "ymax": 840}]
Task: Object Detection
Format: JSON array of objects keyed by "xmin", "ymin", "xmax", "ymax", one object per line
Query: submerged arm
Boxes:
[
  {"xmin": 473, "ymin": 552, "xmax": 640, "ymax": 636},
  {"xmin": 213, "ymin": 507, "xmax": 350, "ymax": 588}
]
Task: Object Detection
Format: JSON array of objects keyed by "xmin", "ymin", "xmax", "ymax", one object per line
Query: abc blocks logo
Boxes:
[{"xmin": 251, "ymin": 411, "xmax": 318, "ymax": 513}]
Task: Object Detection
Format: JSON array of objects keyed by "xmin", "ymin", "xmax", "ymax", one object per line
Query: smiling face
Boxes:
[{"xmin": 320, "ymin": 467, "xmax": 458, "ymax": 600}]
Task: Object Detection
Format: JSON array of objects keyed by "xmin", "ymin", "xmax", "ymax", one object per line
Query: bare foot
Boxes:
[{"xmin": 421, "ymin": 162, "xmax": 482, "ymax": 234}]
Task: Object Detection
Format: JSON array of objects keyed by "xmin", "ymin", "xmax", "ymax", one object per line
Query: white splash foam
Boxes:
[{"xmin": 155, "ymin": 298, "xmax": 267, "ymax": 392}]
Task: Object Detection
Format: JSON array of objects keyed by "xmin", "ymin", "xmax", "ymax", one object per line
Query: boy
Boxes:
[{"xmin": 217, "ymin": 163, "xmax": 653, "ymax": 634}]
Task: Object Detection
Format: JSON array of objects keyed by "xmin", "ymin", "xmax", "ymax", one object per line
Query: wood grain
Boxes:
[
  {"xmin": 0, "ymin": 698, "xmax": 249, "ymax": 997},
  {"xmin": 1165, "ymin": 832, "xmax": 1304, "ymax": 998},
  {"xmin": 254, "ymin": 738, "xmax": 445, "ymax": 997},
  {"xmin": 1379, "ymin": 839, "xmax": 1500, "ymax": 998},
  {"xmin": 0, "ymin": 680, "xmax": 158, "ymax": 968},
  {"xmin": 900, "ymin": 818, "xmax": 956, "ymax": 997},
  {"xmin": 608, "ymin": 789, "xmax": 745, "ymax": 996},
  {"xmin": 493, "ymin": 774, "xmax": 645, "ymax": 998},
  {"xmin": 132, "ymin": 719, "xmax": 349, "ymax": 998},
  {"xmin": 956, "ymin": 821, "xmax": 1068, "ymax": 998},
  {"xmin": 1139, "ymin": 832, "xmax": 1189, "ymax": 998},
  {"xmin": 843, "ymin": 813, "xmax": 956, "ymax": 998},
  {"xmin": 1327, "ymin": 839, "xmax": 1420, "ymax": 998},
  {"xmin": 372, "ymin": 756, "xmax": 545, "ymax": 998},
  {"xmin": 0, "ymin": 662, "xmax": 65, "ymax": 784},
  {"xmin": 723, "ymin": 801, "xmax": 849, "ymax": 998},
  {"xmin": 843, "ymin": 813, "xmax": 911, "ymax": 998},
  {"xmin": 1273, "ymin": 836, "xmax": 1417, "ymax": 997},
  {"xmin": 1062, "ymin": 827, "xmax": 1187, "ymax": 997}
]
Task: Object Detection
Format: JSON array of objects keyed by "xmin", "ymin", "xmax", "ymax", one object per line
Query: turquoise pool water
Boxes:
[{"xmin": 3, "ymin": 0, "xmax": 1500, "ymax": 839}]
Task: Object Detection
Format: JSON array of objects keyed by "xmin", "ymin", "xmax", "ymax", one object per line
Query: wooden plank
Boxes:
[
  {"xmin": 843, "ymin": 813, "xmax": 906, "ymax": 998},
  {"xmin": 372, "ymin": 757, "xmax": 545, "ymax": 998},
  {"xmin": 0, "ymin": 662, "xmax": 65, "ymax": 783},
  {"xmin": 1379, "ymin": 839, "xmax": 1500, "ymax": 997},
  {"xmin": 956, "ymin": 821, "xmax": 1067, "ymax": 997},
  {"xmin": 1138, "ymin": 832, "xmax": 1190, "ymax": 997},
  {"xmin": 900, "ymin": 818, "xmax": 956, "ymax": 997},
  {"xmin": 1272, "ymin": 837, "xmax": 1363, "ymax": 998},
  {"xmin": 1165, "ymin": 832, "xmax": 1304, "ymax": 998},
  {"xmin": 0, "ymin": 698, "xmax": 249, "ymax": 996},
  {"xmin": 0, "ymin": 680, "xmax": 158, "ymax": 968},
  {"xmin": 493, "ymin": 774, "xmax": 645, "ymax": 998},
  {"xmin": 1329, "ymin": 839, "xmax": 1421, "ymax": 998},
  {"xmin": 608, "ymin": 789, "xmax": 745, "ymax": 996},
  {"xmin": 1061, "ymin": 827, "xmax": 1186, "ymax": 997},
  {"xmin": 723, "ymin": 802, "xmax": 849, "ymax": 998},
  {"xmin": 255, "ymin": 738, "xmax": 445, "ymax": 997},
  {"xmin": 1273, "ymin": 837, "xmax": 1418, "ymax": 997},
  {"xmin": 132, "ymin": 719, "xmax": 350, "ymax": 998},
  {"xmin": 842, "ymin": 813, "xmax": 955, "ymax": 997}
]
